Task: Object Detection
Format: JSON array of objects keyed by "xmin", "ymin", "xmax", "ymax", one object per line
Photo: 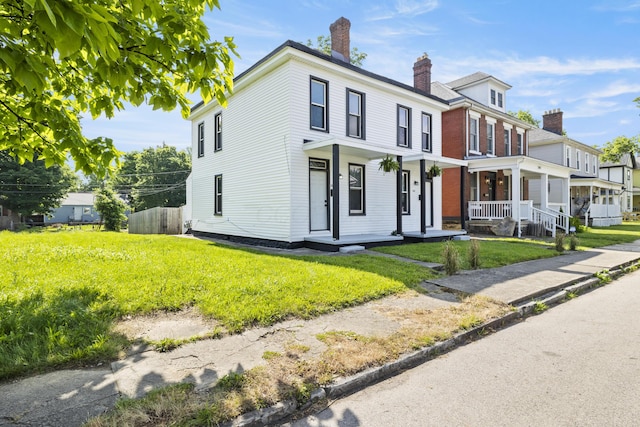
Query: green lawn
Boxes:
[
  {"xmin": 0, "ymin": 230, "xmax": 437, "ymax": 380},
  {"xmin": 574, "ymin": 223, "xmax": 640, "ymax": 248}
]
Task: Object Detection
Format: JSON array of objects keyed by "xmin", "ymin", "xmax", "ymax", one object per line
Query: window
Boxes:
[
  {"xmin": 470, "ymin": 172, "xmax": 479, "ymax": 201},
  {"xmin": 566, "ymin": 147, "xmax": 571, "ymax": 167},
  {"xmin": 486, "ymin": 123, "xmax": 494, "ymax": 155},
  {"xmin": 401, "ymin": 170, "xmax": 410, "ymax": 214},
  {"xmin": 349, "ymin": 164, "xmax": 365, "ymax": 215},
  {"xmin": 214, "ymin": 113, "xmax": 222, "ymax": 151},
  {"xmin": 593, "ymin": 157, "xmax": 597, "ymax": 174},
  {"xmin": 576, "ymin": 150, "xmax": 581, "ymax": 170},
  {"xmin": 421, "ymin": 112, "xmax": 432, "ymax": 152},
  {"xmin": 517, "ymin": 132, "xmax": 523, "ymax": 155},
  {"xmin": 347, "ymin": 89, "xmax": 364, "ymax": 138},
  {"xmin": 498, "ymin": 93, "xmax": 503, "ymax": 108},
  {"xmin": 490, "ymin": 89, "xmax": 496, "ymax": 105},
  {"xmin": 585, "ymin": 153, "xmax": 590, "ymax": 173},
  {"xmin": 470, "ymin": 118, "xmax": 479, "ymax": 152},
  {"xmin": 83, "ymin": 207, "xmax": 91, "ymax": 215},
  {"xmin": 310, "ymin": 78, "xmax": 328, "ymax": 131},
  {"xmin": 214, "ymin": 174, "xmax": 222, "ymax": 215},
  {"xmin": 197, "ymin": 122, "xmax": 205, "ymax": 157},
  {"xmin": 504, "ymin": 129, "xmax": 511, "ymax": 156},
  {"xmin": 397, "ymin": 105, "xmax": 411, "ymax": 147}
]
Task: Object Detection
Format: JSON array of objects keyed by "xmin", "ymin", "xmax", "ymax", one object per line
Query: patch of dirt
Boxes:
[{"xmin": 113, "ymin": 306, "xmax": 221, "ymax": 342}]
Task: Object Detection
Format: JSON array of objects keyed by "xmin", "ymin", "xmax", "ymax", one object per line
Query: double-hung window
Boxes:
[
  {"xmin": 401, "ymin": 170, "xmax": 410, "ymax": 214},
  {"xmin": 397, "ymin": 105, "xmax": 411, "ymax": 147},
  {"xmin": 197, "ymin": 122, "xmax": 205, "ymax": 157},
  {"xmin": 566, "ymin": 147, "xmax": 571, "ymax": 167},
  {"xmin": 498, "ymin": 93, "xmax": 503, "ymax": 108},
  {"xmin": 310, "ymin": 78, "xmax": 328, "ymax": 131},
  {"xmin": 486, "ymin": 123, "xmax": 495, "ymax": 155},
  {"xmin": 585, "ymin": 153, "xmax": 590, "ymax": 173},
  {"xmin": 517, "ymin": 132, "xmax": 523, "ymax": 154},
  {"xmin": 421, "ymin": 112, "xmax": 432, "ymax": 152},
  {"xmin": 490, "ymin": 89, "xmax": 496, "ymax": 105},
  {"xmin": 504, "ymin": 129, "xmax": 511, "ymax": 156},
  {"xmin": 470, "ymin": 118, "xmax": 479, "ymax": 152},
  {"xmin": 349, "ymin": 164, "xmax": 365, "ymax": 215},
  {"xmin": 576, "ymin": 149, "xmax": 581, "ymax": 170},
  {"xmin": 214, "ymin": 175, "xmax": 222, "ymax": 215},
  {"xmin": 347, "ymin": 89, "xmax": 364, "ymax": 138},
  {"xmin": 593, "ymin": 156, "xmax": 597, "ymax": 174},
  {"xmin": 214, "ymin": 113, "xmax": 222, "ymax": 151}
]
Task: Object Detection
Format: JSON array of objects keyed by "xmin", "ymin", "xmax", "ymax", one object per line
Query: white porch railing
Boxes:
[
  {"xmin": 468, "ymin": 200, "xmax": 532, "ymax": 220},
  {"xmin": 546, "ymin": 207, "xmax": 570, "ymax": 233},
  {"xmin": 531, "ymin": 207, "xmax": 558, "ymax": 237},
  {"xmin": 586, "ymin": 203, "xmax": 622, "ymax": 226}
]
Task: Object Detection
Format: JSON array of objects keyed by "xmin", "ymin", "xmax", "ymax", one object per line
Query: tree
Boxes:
[
  {"xmin": 600, "ymin": 135, "xmax": 640, "ymax": 163},
  {"xmin": 94, "ymin": 186, "xmax": 127, "ymax": 231},
  {"xmin": 112, "ymin": 145, "xmax": 191, "ymax": 211},
  {"xmin": 306, "ymin": 35, "xmax": 367, "ymax": 67},
  {"xmin": 508, "ymin": 110, "xmax": 540, "ymax": 127},
  {"xmin": 0, "ymin": 150, "xmax": 77, "ymax": 217},
  {"xmin": 0, "ymin": 0, "xmax": 237, "ymax": 176}
]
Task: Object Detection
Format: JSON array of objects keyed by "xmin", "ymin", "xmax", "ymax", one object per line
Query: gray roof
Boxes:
[
  {"xmin": 430, "ymin": 81, "xmax": 463, "ymax": 102},
  {"xmin": 529, "ymin": 128, "xmax": 602, "ymax": 154},
  {"xmin": 61, "ymin": 192, "xmax": 95, "ymax": 206},
  {"xmin": 446, "ymin": 72, "xmax": 511, "ymax": 90},
  {"xmin": 600, "ymin": 153, "xmax": 637, "ymax": 168}
]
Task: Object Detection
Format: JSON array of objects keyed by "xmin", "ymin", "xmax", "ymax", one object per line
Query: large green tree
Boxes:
[
  {"xmin": 508, "ymin": 110, "xmax": 540, "ymax": 127},
  {"xmin": 0, "ymin": 0, "xmax": 237, "ymax": 176},
  {"xmin": 0, "ymin": 150, "xmax": 77, "ymax": 217},
  {"xmin": 600, "ymin": 135, "xmax": 640, "ymax": 163},
  {"xmin": 112, "ymin": 145, "xmax": 191, "ymax": 211}
]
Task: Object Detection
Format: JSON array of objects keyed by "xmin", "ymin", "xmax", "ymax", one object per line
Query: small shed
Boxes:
[{"xmin": 128, "ymin": 207, "xmax": 183, "ymax": 235}]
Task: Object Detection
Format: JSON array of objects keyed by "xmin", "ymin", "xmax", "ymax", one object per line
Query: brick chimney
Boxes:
[
  {"xmin": 413, "ymin": 53, "xmax": 432, "ymax": 94},
  {"xmin": 542, "ymin": 109, "xmax": 563, "ymax": 135},
  {"xmin": 330, "ymin": 17, "xmax": 351, "ymax": 63}
]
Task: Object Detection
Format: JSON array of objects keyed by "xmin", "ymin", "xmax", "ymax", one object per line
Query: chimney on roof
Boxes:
[
  {"xmin": 413, "ymin": 53, "xmax": 432, "ymax": 94},
  {"xmin": 542, "ymin": 108, "xmax": 563, "ymax": 135},
  {"xmin": 330, "ymin": 17, "xmax": 351, "ymax": 63}
]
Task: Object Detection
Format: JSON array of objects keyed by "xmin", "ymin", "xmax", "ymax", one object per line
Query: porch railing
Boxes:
[
  {"xmin": 468, "ymin": 200, "xmax": 531, "ymax": 220},
  {"xmin": 588, "ymin": 203, "xmax": 621, "ymax": 219},
  {"xmin": 531, "ymin": 207, "xmax": 559, "ymax": 237},
  {"xmin": 545, "ymin": 207, "xmax": 570, "ymax": 233}
]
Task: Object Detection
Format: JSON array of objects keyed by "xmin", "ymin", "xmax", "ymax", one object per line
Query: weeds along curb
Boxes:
[{"xmin": 228, "ymin": 260, "xmax": 640, "ymax": 427}]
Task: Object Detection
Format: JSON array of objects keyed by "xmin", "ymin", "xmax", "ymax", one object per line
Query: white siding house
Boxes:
[
  {"xmin": 187, "ymin": 18, "xmax": 465, "ymax": 250},
  {"xmin": 599, "ymin": 153, "xmax": 636, "ymax": 215}
]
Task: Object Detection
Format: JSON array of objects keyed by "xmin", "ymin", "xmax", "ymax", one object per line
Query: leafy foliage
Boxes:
[
  {"xmin": 0, "ymin": 150, "xmax": 77, "ymax": 217},
  {"xmin": 112, "ymin": 145, "xmax": 191, "ymax": 211},
  {"xmin": 0, "ymin": 0, "xmax": 238, "ymax": 176},
  {"xmin": 306, "ymin": 35, "xmax": 367, "ymax": 67},
  {"xmin": 508, "ymin": 110, "xmax": 540, "ymax": 127},
  {"xmin": 94, "ymin": 186, "xmax": 127, "ymax": 231},
  {"xmin": 600, "ymin": 135, "xmax": 640, "ymax": 163}
]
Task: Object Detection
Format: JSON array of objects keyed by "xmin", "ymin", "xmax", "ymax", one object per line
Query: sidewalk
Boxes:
[{"xmin": 1, "ymin": 241, "xmax": 639, "ymax": 427}]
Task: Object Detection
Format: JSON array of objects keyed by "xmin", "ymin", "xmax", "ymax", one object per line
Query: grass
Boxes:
[
  {"xmin": 574, "ymin": 223, "xmax": 640, "ymax": 248},
  {"xmin": 0, "ymin": 229, "xmax": 437, "ymax": 380},
  {"xmin": 374, "ymin": 238, "xmax": 560, "ymax": 270}
]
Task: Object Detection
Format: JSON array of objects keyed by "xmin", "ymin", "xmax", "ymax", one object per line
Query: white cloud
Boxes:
[
  {"xmin": 582, "ymin": 80, "xmax": 640, "ymax": 99},
  {"xmin": 395, "ymin": 0, "xmax": 439, "ymax": 16}
]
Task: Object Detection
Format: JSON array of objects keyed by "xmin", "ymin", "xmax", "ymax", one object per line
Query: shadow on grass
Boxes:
[{"xmin": 0, "ymin": 287, "xmax": 128, "ymax": 381}]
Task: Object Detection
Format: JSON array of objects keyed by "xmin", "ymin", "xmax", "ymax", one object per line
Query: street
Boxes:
[{"xmin": 290, "ymin": 269, "xmax": 640, "ymax": 427}]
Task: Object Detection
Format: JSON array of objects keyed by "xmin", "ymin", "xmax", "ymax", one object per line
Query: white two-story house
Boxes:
[
  {"xmin": 529, "ymin": 109, "xmax": 623, "ymax": 226},
  {"xmin": 599, "ymin": 153, "xmax": 636, "ymax": 216},
  {"xmin": 186, "ymin": 18, "xmax": 465, "ymax": 250}
]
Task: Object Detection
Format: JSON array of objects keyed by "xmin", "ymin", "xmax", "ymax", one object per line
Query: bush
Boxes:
[
  {"xmin": 555, "ymin": 233, "xmax": 566, "ymax": 252},
  {"xmin": 442, "ymin": 240, "xmax": 460, "ymax": 275},
  {"xmin": 569, "ymin": 216, "xmax": 585, "ymax": 233},
  {"xmin": 569, "ymin": 234, "xmax": 579, "ymax": 251},
  {"xmin": 94, "ymin": 187, "xmax": 127, "ymax": 231},
  {"xmin": 468, "ymin": 239, "xmax": 481, "ymax": 269}
]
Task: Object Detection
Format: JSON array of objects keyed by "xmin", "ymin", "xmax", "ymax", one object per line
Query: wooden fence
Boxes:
[{"xmin": 128, "ymin": 207, "xmax": 183, "ymax": 235}]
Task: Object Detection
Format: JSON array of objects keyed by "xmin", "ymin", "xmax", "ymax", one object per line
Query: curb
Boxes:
[{"xmin": 229, "ymin": 259, "xmax": 640, "ymax": 426}]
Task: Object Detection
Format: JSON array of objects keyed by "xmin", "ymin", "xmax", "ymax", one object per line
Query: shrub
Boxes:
[
  {"xmin": 555, "ymin": 233, "xmax": 566, "ymax": 252},
  {"xmin": 468, "ymin": 239, "xmax": 481, "ymax": 269},
  {"xmin": 569, "ymin": 216, "xmax": 585, "ymax": 233},
  {"xmin": 569, "ymin": 234, "xmax": 579, "ymax": 251},
  {"xmin": 442, "ymin": 240, "xmax": 460, "ymax": 275},
  {"xmin": 94, "ymin": 187, "xmax": 127, "ymax": 231}
]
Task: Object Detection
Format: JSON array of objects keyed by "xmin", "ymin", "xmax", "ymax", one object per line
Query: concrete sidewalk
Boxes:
[{"xmin": 1, "ymin": 241, "xmax": 639, "ymax": 427}]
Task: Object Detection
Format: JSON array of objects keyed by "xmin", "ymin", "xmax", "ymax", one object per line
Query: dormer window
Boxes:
[
  {"xmin": 498, "ymin": 93, "xmax": 503, "ymax": 108},
  {"xmin": 490, "ymin": 89, "xmax": 496, "ymax": 105}
]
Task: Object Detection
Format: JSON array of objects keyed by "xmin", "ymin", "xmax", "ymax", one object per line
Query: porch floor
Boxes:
[{"xmin": 305, "ymin": 230, "xmax": 466, "ymax": 252}]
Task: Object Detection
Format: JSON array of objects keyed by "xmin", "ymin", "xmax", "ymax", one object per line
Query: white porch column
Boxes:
[
  {"xmin": 562, "ymin": 178, "xmax": 570, "ymax": 215},
  {"xmin": 540, "ymin": 174, "xmax": 549, "ymax": 210},
  {"xmin": 511, "ymin": 167, "xmax": 521, "ymax": 237}
]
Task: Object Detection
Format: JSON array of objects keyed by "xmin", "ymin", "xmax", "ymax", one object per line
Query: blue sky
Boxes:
[{"xmin": 81, "ymin": 0, "xmax": 640, "ymax": 153}]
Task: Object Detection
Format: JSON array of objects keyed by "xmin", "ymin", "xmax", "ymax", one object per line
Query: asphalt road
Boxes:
[{"xmin": 290, "ymin": 269, "xmax": 640, "ymax": 427}]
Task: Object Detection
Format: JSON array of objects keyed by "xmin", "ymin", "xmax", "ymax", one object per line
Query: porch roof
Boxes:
[
  {"xmin": 570, "ymin": 176, "xmax": 624, "ymax": 190},
  {"xmin": 467, "ymin": 155, "xmax": 572, "ymax": 179},
  {"xmin": 302, "ymin": 137, "xmax": 467, "ymax": 168}
]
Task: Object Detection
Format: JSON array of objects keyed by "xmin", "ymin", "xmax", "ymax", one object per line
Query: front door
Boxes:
[
  {"xmin": 309, "ymin": 159, "xmax": 329, "ymax": 231},
  {"xmin": 73, "ymin": 207, "xmax": 82, "ymax": 221}
]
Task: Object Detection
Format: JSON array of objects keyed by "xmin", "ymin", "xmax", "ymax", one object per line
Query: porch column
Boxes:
[
  {"xmin": 420, "ymin": 159, "xmax": 426, "ymax": 234},
  {"xmin": 511, "ymin": 167, "xmax": 522, "ymax": 237},
  {"xmin": 540, "ymin": 174, "xmax": 549, "ymax": 210},
  {"xmin": 332, "ymin": 144, "xmax": 340, "ymax": 240},
  {"xmin": 396, "ymin": 156, "xmax": 403, "ymax": 235}
]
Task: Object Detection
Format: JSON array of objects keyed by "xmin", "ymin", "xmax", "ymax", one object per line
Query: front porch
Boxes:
[
  {"xmin": 304, "ymin": 229, "xmax": 467, "ymax": 252},
  {"xmin": 570, "ymin": 178, "xmax": 624, "ymax": 227}
]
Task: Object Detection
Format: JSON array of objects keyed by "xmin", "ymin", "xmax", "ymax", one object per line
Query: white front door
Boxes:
[
  {"xmin": 73, "ymin": 207, "xmax": 82, "ymax": 221},
  {"xmin": 309, "ymin": 159, "xmax": 329, "ymax": 231}
]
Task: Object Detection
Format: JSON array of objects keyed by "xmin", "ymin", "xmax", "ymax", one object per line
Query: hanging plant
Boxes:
[
  {"xmin": 427, "ymin": 163, "xmax": 441, "ymax": 178},
  {"xmin": 378, "ymin": 155, "xmax": 400, "ymax": 173}
]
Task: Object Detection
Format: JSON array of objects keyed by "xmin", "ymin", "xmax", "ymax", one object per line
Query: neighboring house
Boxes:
[
  {"xmin": 433, "ymin": 73, "xmax": 571, "ymax": 237},
  {"xmin": 529, "ymin": 110, "xmax": 623, "ymax": 226},
  {"xmin": 599, "ymin": 153, "xmax": 636, "ymax": 215},
  {"xmin": 634, "ymin": 156, "xmax": 640, "ymax": 213},
  {"xmin": 186, "ymin": 17, "xmax": 466, "ymax": 250},
  {"xmin": 45, "ymin": 192, "xmax": 100, "ymax": 224}
]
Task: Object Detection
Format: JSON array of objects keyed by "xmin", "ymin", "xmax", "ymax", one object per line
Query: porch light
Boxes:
[
  {"xmin": 498, "ymin": 178, "xmax": 503, "ymax": 186},
  {"xmin": 484, "ymin": 176, "xmax": 490, "ymax": 185}
]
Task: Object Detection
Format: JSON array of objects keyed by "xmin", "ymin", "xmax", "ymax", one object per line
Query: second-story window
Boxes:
[
  {"xmin": 310, "ymin": 78, "xmax": 328, "ymax": 131},
  {"xmin": 504, "ymin": 129, "xmax": 511, "ymax": 156},
  {"xmin": 566, "ymin": 147, "xmax": 571, "ymax": 167},
  {"xmin": 470, "ymin": 118, "xmax": 478, "ymax": 152},
  {"xmin": 487, "ymin": 123, "xmax": 495, "ymax": 155},
  {"xmin": 490, "ymin": 89, "xmax": 496, "ymax": 105},
  {"xmin": 347, "ymin": 89, "xmax": 364, "ymax": 138},
  {"xmin": 421, "ymin": 112, "xmax": 432, "ymax": 152},
  {"xmin": 593, "ymin": 156, "xmax": 597, "ymax": 174},
  {"xmin": 401, "ymin": 170, "xmax": 410, "ymax": 214},
  {"xmin": 214, "ymin": 113, "xmax": 222, "ymax": 151},
  {"xmin": 576, "ymin": 149, "xmax": 581, "ymax": 170},
  {"xmin": 517, "ymin": 132, "xmax": 523, "ymax": 155},
  {"xmin": 197, "ymin": 122, "xmax": 205, "ymax": 157},
  {"xmin": 498, "ymin": 93, "xmax": 503, "ymax": 108},
  {"xmin": 397, "ymin": 105, "xmax": 411, "ymax": 147}
]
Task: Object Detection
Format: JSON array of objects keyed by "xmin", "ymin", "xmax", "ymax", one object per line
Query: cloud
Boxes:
[
  {"xmin": 582, "ymin": 80, "xmax": 640, "ymax": 99},
  {"xmin": 564, "ymin": 99, "xmax": 621, "ymax": 119},
  {"xmin": 592, "ymin": 1, "xmax": 640, "ymax": 12},
  {"xmin": 366, "ymin": 0, "xmax": 438, "ymax": 21}
]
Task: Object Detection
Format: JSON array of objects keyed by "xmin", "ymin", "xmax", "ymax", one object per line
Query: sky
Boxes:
[{"xmin": 81, "ymin": 0, "xmax": 640, "ymax": 153}]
